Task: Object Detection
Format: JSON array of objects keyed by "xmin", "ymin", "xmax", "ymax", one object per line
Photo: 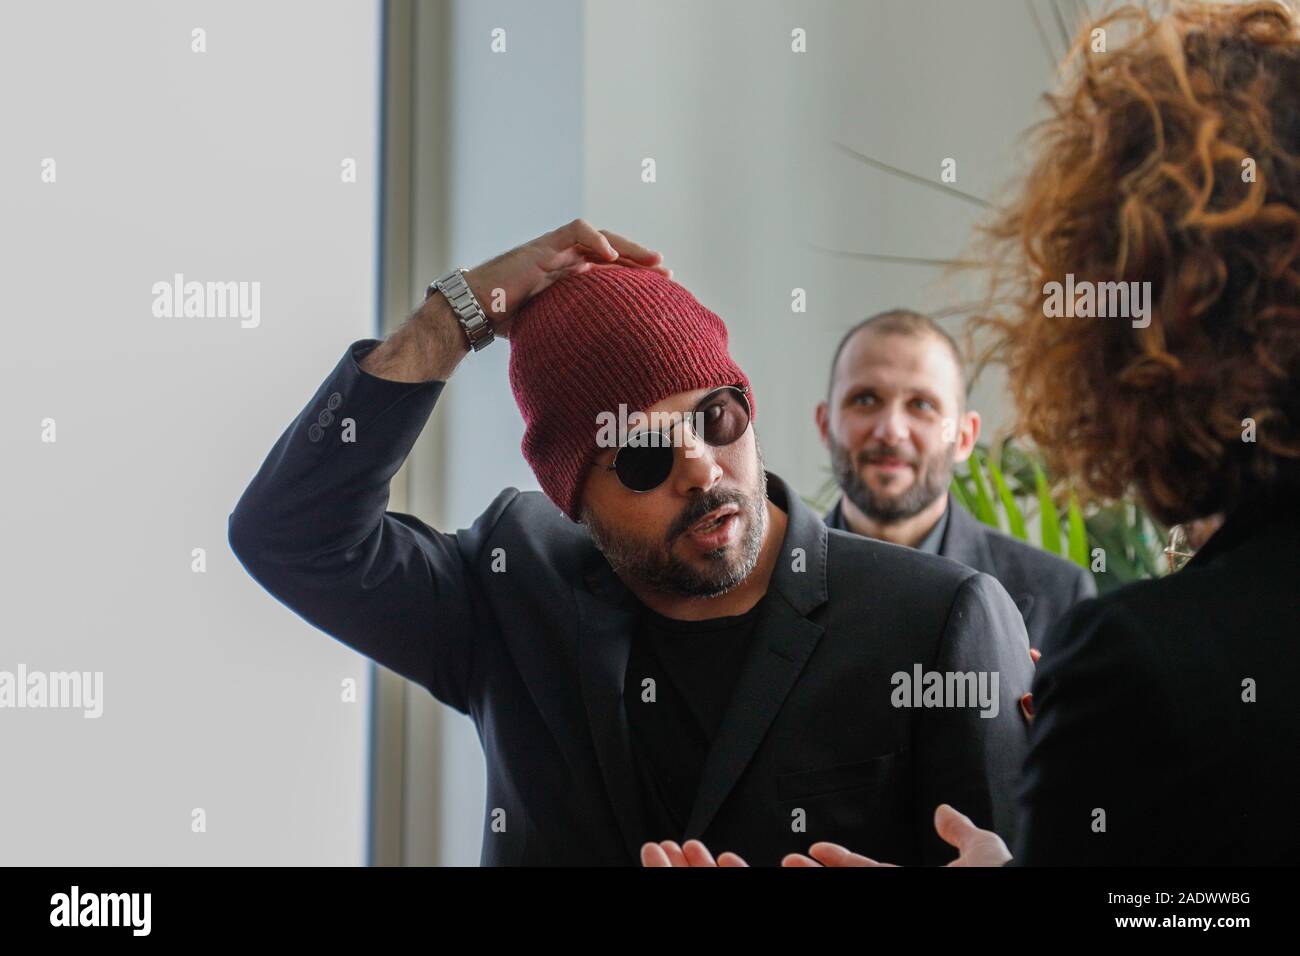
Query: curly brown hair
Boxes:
[{"xmin": 973, "ymin": 1, "xmax": 1300, "ymax": 525}]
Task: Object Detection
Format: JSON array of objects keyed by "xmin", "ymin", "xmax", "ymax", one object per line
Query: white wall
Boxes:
[{"xmin": 0, "ymin": 0, "xmax": 381, "ymax": 864}]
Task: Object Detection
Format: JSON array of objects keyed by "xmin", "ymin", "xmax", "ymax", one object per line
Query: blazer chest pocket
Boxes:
[{"xmin": 777, "ymin": 753, "xmax": 897, "ymax": 800}]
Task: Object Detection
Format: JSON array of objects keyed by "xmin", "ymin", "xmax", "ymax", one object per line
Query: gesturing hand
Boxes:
[
  {"xmin": 463, "ymin": 219, "xmax": 669, "ymax": 339},
  {"xmin": 780, "ymin": 804, "xmax": 1013, "ymax": 867},
  {"xmin": 640, "ymin": 839, "xmax": 749, "ymax": 867}
]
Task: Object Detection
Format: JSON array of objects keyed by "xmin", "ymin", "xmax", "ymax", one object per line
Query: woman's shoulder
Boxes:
[{"xmin": 1038, "ymin": 542, "xmax": 1290, "ymax": 689}]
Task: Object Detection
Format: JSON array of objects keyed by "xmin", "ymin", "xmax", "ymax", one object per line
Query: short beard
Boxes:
[
  {"xmin": 829, "ymin": 437, "xmax": 953, "ymax": 524},
  {"xmin": 582, "ymin": 452, "xmax": 769, "ymax": 599}
]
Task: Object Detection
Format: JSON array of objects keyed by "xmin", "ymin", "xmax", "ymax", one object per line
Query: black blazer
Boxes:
[
  {"xmin": 941, "ymin": 498, "xmax": 1097, "ymax": 650},
  {"xmin": 228, "ymin": 339, "xmax": 1034, "ymax": 866},
  {"xmin": 826, "ymin": 495, "xmax": 1096, "ymax": 649},
  {"xmin": 1015, "ymin": 492, "xmax": 1300, "ymax": 864}
]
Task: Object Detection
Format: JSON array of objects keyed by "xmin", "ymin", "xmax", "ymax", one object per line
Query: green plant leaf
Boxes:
[
  {"xmin": 1033, "ymin": 460, "xmax": 1062, "ymax": 556},
  {"xmin": 987, "ymin": 453, "xmax": 1027, "ymax": 541},
  {"xmin": 950, "ymin": 475, "xmax": 974, "ymax": 512},
  {"xmin": 1066, "ymin": 491, "xmax": 1089, "ymax": 568},
  {"xmin": 966, "ymin": 450, "xmax": 1000, "ymax": 528}
]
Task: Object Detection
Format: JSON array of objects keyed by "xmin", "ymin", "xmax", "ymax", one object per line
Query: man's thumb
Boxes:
[{"xmin": 934, "ymin": 803, "xmax": 976, "ymax": 849}]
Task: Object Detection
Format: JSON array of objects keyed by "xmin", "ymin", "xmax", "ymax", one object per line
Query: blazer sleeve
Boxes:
[
  {"xmin": 912, "ymin": 571, "xmax": 1034, "ymax": 863},
  {"xmin": 227, "ymin": 338, "xmax": 501, "ymax": 715}
]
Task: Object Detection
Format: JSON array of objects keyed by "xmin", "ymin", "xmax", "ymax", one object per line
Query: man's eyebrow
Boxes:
[
  {"xmin": 840, "ymin": 383, "xmax": 878, "ymax": 401},
  {"xmin": 909, "ymin": 386, "xmax": 944, "ymax": 404}
]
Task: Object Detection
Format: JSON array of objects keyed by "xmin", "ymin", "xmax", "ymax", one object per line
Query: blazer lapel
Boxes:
[
  {"xmin": 684, "ymin": 473, "xmax": 829, "ymax": 840},
  {"xmin": 939, "ymin": 492, "xmax": 998, "ymax": 575},
  {"xmin": 683, "ymin": 599, "xmax": 823, "ymax": 839},
  {"xmin": 574, "ymin": 560, "xmax": 647, "ymax": 862}
]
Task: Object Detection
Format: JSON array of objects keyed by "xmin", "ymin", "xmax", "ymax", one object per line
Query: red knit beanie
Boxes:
[{"xmin": 508, "ymin": 264, "xmax": 753, "ymax": 521}]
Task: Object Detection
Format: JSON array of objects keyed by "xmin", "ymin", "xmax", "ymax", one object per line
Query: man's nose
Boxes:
[
  {"xmin": 671, "ymin": 427, "xmax": 723, "ymax": 496},
  {"xmin": 868, "ymin": 403, "xmax": 910, "ymax": 445}
]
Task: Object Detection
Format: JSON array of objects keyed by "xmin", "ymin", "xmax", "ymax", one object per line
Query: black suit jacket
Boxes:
[
  {"xmin": 1015, "ymin": 492, "xmax": 1300, "ymax": 864},
  {"xmin": 228, "ymin": 339, "xmax": 1034, "ymax": 866},
  {"xmin": 826, "ymin": 494, "xmax": 1096, "ymax": 649}
]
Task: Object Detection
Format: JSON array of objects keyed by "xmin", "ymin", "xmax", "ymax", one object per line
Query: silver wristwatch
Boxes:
[{"xmin": 427, "ymin": 267, "xmax": 495, "ymax": 352}]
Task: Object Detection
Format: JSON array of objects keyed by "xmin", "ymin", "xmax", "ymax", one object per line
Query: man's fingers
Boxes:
[
  {"xmin": 784, "ymin": 847, "xmax": 894, "ymax": 867},
  {"xmin": 573, "ymin": 248, "xmax": 670, "ymax": 278},
  {"xmin": 935, "ymin": 804, "xmax": 1008, "ymax": 865},
  {"xmin": 553, "ymin": 221, "xmax": 671, "ymax": 277},
  {"xmin": 610, "ymin": 256, "xmax": 672, "ymax": 278},
  {"xmin": 934, "ymin": 804, "xmax": 983, "ymax": 852},
  {"xmin": 599, "ymin": 228, "xmax": 663, "ymax": 265},
  {"xmin": 1029, "ymin": 648, "xmax": 1042, "ymax": 664},
  {"xmin": 1020, "ymin": 692, "xmax": 1035, "ymax": 721},
  {"xmin": 640, "ymin": 842, "xmax": 671, "ymax": 867},
  {"xmin": 807, "ymin": 842, "xmax": 879, "ymax": 867},
  {"xmin": 682, "ymin": 840, "xmax": 717, "ymax": 867},
  {"xmin": 934, "ymin": 806, "xmax": 1013, "ymax": 867},
  {"xmin": 658, "ymin": 840, "xmax": 689, "ymax": 867},
  {"xmin": 556, "ymin": 218, "xmax": 618, "ymax": 260},
  {"xmin": 717, "ymin": 851, "xmax": 750, "ymax": 867}
]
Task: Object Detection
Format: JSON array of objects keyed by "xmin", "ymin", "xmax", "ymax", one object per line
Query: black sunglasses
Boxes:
[{"xmin": 597, "ymin": 385, "xmax": 752, "ymax": 492}]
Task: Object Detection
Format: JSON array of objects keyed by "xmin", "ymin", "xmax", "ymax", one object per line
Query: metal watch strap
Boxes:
[{"xmin": 427, "ymin": 267, "xmax": 494, "ymax": 352}]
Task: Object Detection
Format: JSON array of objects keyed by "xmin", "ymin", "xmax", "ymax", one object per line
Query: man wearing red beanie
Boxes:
[{"xmin": 229, "ymin": 219, "xmax": 1033, "ymax": 867}]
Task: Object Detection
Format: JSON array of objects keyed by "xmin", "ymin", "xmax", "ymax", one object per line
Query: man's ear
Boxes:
[
  {"xmin": 815, "ymin": 400, "xmax": 831, "ymax": 451},
  {"xmin": 953, "ymin": 410, "xmax": 981, "ymax": 463}
]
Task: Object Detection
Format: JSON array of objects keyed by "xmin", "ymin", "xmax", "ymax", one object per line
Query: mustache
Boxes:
[
  {"xmin": 858, "ymin": 445, "xmax": 919, "ymax": 466},
  {"xmin": 667, "ymin": 488, "xmax": 748, "ymax": 544}
]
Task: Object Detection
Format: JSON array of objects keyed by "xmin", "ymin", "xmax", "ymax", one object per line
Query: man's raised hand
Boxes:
[{"xmin": 464, "ymin": 219, "xmax": 669, "ymax": 339}]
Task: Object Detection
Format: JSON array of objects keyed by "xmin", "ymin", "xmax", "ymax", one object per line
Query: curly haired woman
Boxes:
[{"xmin": 980, "ymin": 0, "xmax": 1300, "ymax": 866}]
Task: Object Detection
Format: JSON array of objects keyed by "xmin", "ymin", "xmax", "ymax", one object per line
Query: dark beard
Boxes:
[
  {"xmin": 829, "ymin": 438, "xmax": 953, "ymax": 524},
  {"xmin": 583, "ymin": 467, "xmax": 768, "ymax": 599}
]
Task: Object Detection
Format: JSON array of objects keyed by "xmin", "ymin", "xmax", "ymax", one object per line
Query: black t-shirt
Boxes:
[{"xmin": 622, "ymin": 600, "xmax": 763, "ymax": 843}]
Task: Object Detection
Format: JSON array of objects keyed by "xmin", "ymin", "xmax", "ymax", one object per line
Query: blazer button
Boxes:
[
  {"xmin": 326, "ymin": 392, "xmax": 343, "ymax": 410},
  {"xmin": 317, "ymin": 410, "xmax": 334, "ymax": 427},
  {"xmin": 308, "ymin": 423, "xmax": 324, "ymax": 443}
]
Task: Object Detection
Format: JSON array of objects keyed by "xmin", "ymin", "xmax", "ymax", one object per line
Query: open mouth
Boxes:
[
  {"xmin": 678, "ymin": 503, "xmax": 742, "ymax": 550},
  {"xmin": 689, "ymin": 504, "xmax": 738, "ymax": 533}
]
